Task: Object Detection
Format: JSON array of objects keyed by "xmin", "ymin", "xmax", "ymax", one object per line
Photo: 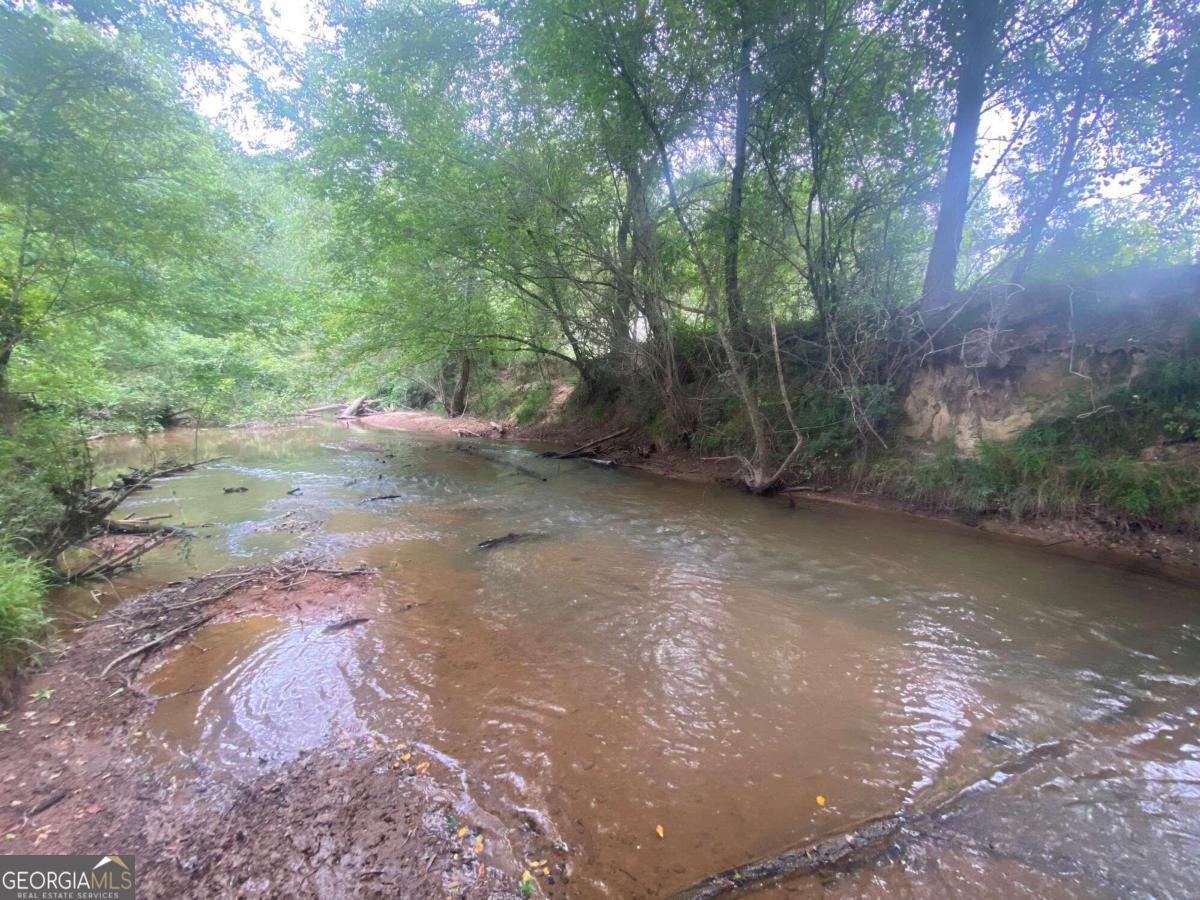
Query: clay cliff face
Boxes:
[{"xmin": 902, "ymin": 265, "xmax": 1200, "ymax": 453}]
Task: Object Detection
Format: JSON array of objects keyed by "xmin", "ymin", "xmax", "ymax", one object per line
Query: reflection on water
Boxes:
[{"xmin": 55, "ymin": 425, "xmax": 1200, "ymax": 898}]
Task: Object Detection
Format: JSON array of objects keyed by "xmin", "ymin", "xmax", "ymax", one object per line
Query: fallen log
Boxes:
[
  {"xmin": 339, "ymin": 395, "xmax": 368, "ymax": 418},
  {"xmin": 541, "ymin": 427, "xmax": 630, "ymax": 460},
  {"xmin": 337, "ymin": 396, "xmax": 382, "ymax": 418},
  {"xmin": 455, "ymin": 428, "xmax": 483, "ymax": 438},
  {"xmin": 304, "ymin": 403, "xmax": 345, "ymax": 414},
  {"xmin": 582, "ymin": 457, "xmax": 616, "ymax": 467},
  {"xmin": 667, "ymin": 739, "xmax": 1071, "ymax": 899},
  {"xmin": 103, "ymin": 519, "xmax": 176, "ymax": 535},
  {"xmin": 142, "ymin": 456, "xmax": 229, "ymax": 480},
  {"xmin": 783, "ymin": 485, "xmax": 833, "ymax": 493}
]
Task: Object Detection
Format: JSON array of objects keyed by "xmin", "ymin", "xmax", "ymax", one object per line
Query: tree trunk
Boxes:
[
  {"xmin": 448, "ymin": 350, "xmax": 470, "ymax": 418},
  {"xmin": 722, "ymin": 1, "xmax": 754, "ymax": 352},
  {"xmin": 922, "ymin": 0, "xmax": 1002, "ymax": 307}
]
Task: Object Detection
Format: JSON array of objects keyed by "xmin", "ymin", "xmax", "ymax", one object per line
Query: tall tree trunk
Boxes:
[
  {"xmin": 722, "ymin": 0, "xmax": 753, "ymax": 352},
  {"xmin": 626, "ymin": 161, "xmax": 680, "ymax": 407},
  {"xmin": 448, "ymin": 351, "xmax": 470, "ymax": 418},
  {"xmin": 0, "ymin": 342, "xmax": 12, "ymax": 398},
  {"xmin": 610, "ymin": 46, "xmax": 780, "ymax": 489},
  {"xmin": 922, "ymin": 0, "xmax": 1002, "ymax": 306}
]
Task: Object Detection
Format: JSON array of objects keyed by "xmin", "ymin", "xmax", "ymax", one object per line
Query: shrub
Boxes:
[
  {"xmin": 0, "ymin": 412, "xmax": 92, "ymax": 551},
  {"xmin": 0, "ymin": 546, "xmax": 49, "ymax": 676},
  {"xmin": 514, "ymin": 384, "xmax": 552, "ymax": 424}
]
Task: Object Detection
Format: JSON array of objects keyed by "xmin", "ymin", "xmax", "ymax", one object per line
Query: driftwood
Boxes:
[
  {"xmin": 783, "ymin": 485, "xmax": 833, "ymax": 493},
  {"xmin": 339, "ymin": 395, "xmax": 368, "ymax": 418},
  {"xmin": 304, "ymin": 403, "xmax": 345, "ymax": 414},
  {"xmin": 455, "ymin": 428, "xmax": 483, "ymax": 438},
  {"xmin": 489, "ymin": 421, "xmax": 508, "ymax": 436},
  {"xmin": 365, "ymin": 494, "xmax": 406, "ymax": 502},
  {"xmin": 323, "ymin": 617, "xmax": 370, "ymax": 634},
  {"xmin": 582, "ymin": 457, "xmax": 616, "ymax": 467},
  {"xmin": 130, "ymin": 456, "xmax": 229, "ymax": 481},
  {"xmin": 40, "ymin": 455, "xmax": 229, "ymax": 577},
  {"xmin": 541, "ymin": 427, "xmax": 630, "ymax": 460},
  {"xmin": 223, "ymin": 486, "xmax": 248, "ymax": 494},
  {"xmin": 668, "ymin": 739, "xmax": 1071, "ymax": 899},
  {"xmin": 476, "ymin": 532, "xmax": 534, "ymax": 550},
  {"xmin": 337, "ymin": 397, "xmax": 382, "ymax": 419},
  {"xmin": 103, "ymin": 518, "xmax": 175, "ymax": 535},
  {"xmin": 66, "ymin": 528, "xmax": 178, "ymax": 582},
  {"xmin": 96, "ymin": 561, "xmax": 378, "ymax": 677},
  {"xmin": 101, "ymin": 614, "xmax": 217, "ymax": 677}
]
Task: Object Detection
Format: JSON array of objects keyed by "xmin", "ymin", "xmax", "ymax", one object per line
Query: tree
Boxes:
[
  {"xmin": 0, "ymin": 6, "xmax": 239, "ymax": 394},
  {"xmin": 921, "ymin": 0, "xmax": 1008, "ymax": 305}
]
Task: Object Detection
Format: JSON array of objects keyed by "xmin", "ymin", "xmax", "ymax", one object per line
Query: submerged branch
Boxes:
[{"xmin": 669, "ymin": 740, "xmax": 1071, "ymax": 898}]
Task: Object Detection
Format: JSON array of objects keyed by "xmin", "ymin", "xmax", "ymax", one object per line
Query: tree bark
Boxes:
[
  {"xmin": 448, "ymin": 350, "xmax": 470, "ymax": 418},
  {"xmin": 922, "ymin": 0, "xmax": 1002, "ymax": 307}
]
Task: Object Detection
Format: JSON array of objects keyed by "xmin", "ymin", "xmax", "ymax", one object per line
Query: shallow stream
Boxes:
[{"xmin": 55, "ymin": 424, "xmax": 1200, "ymax": 897}]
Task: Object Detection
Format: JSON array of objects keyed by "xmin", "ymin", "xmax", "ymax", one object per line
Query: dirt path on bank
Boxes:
[
  {"xmin": 357, "ymin": 409, "xmax": 1199, "ymax": 580},
  {"xmin": 0, "ymin": 562, "xmax": 517, "ymax": 898}
]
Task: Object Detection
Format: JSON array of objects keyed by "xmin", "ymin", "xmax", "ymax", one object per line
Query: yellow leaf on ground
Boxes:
[
  {"xmin": 521, "ymin": 870, "xmax": 533, "ymax": 883},
  {"xmin": 400, "ymin": 752, "xmax": 411, "ymax": 762},
  {"xmin": 414, "ymin": 761, "xmax": 430, "ymax": 774},
  {"xmin": 542, "ymin": 867, "xmax": 550, "ymax": 876},
  {"xmin": 473, "ymin": 837, "xmax": 484, "ymax": 854},
  {"xmin": 457, "ymin": 826, "xmax": 467, "ymax": 837},
  {"xmin": 655, "ymin": 824, "xmax": 665, "ymax": 839},
  {"xmin": 816, "ymin": 795, "xmax": 826, "ymax": 807}
]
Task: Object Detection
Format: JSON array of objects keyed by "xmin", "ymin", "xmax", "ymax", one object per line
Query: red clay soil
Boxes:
[
  {"xmin": 0, "ymin": 564, "xmax": 518, "ymax": 898},
  {"xmin": 359, "ymin": 409, "xmax": 506, "ymax": 438}
]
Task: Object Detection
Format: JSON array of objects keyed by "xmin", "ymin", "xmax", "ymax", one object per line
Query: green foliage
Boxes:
[
  {"xmin": 1010, "ymin": 359, "xmax": 1200, "ymax": 455},
  {"xmin": 514, "ymin": 384, "xmax": 553, "ymax": 425},
  {"xmin": 0, "ymin": 545, "xmax": 48, "ymax": 675},
  {"xmin": 0, "ymin": 412, "xmax": 91, "ymax": 551}
]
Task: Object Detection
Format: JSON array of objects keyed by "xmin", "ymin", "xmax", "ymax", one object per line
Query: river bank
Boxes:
[
  {"xmin": 357, "ymin": 409, "xmax": 1200, "ymax": 581},
  {"xmin": 0, "ymin": 560, "xmax": 518, "ymax": 897}
]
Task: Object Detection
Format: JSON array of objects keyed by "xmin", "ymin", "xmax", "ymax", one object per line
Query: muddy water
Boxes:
[{"xmin": 57, "ymin": 425, "xmax": 1200, "ymax": 897}]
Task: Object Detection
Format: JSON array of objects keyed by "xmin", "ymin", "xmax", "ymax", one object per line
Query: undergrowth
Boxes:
[{"xmin": 0, "ymin": 546, "xmax": 49, "ymax": 681}]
